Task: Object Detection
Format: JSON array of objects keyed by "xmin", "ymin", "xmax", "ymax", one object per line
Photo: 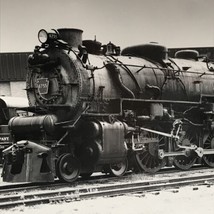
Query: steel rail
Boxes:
[
  {"xmin": 0, "ymin": 173, "xmax": 213, "ymax": 209},
  {"xmin": 0, "ymin": 174, "xmax": 119, "ymax": 195},
  {"xmin": 0, "ymin": 166, "xmax": 212, "ymax": 195}
]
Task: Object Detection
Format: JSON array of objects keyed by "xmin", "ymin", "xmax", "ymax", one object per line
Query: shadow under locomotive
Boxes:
[{"xmin": 2, "ymin": 28, "xmax": 214, "ymax": 183}]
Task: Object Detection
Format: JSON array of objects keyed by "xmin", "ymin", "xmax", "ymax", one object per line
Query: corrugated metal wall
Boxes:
[{"xmin": 0, "ymin": 52, "xmax": 31, "ymax": 82}]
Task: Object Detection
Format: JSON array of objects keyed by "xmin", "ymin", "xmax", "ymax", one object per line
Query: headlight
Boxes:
[{"xmin": 38, "ymin": 29, "xmax": 48, "ymax": 44}]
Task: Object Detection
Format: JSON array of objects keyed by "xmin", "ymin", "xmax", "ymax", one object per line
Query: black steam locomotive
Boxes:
[{"xmin": 2, "ymin": 28, "xmax": 214, "ymax": 183}]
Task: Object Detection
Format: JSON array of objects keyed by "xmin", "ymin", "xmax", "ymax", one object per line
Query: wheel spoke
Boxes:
[
  {"xmin": 174, "ymin": 155, "xmax": 196, "ymax": 170},
  {"xmin": 144, "ymin": 154, "xmax": 151, "ymax": 167},
  {"xmin": 139, "ymin": 151, "xmax": 149, "ymax": 162},
  {"xmin": 150, "ymin": 157, "xmax": 156, "ymax": 169},
  {"xmin": 135, "ymin": 131, "xmax": 166, "ymax": 173},
  {"xmin": 173, "ymin": 126, "xmax": 197, "ymax": 170}
]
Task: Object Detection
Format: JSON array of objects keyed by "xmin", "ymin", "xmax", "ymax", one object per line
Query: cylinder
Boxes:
[{"xmin": 57, "ymin": 28, "xmax": 83, "ymax": 49}]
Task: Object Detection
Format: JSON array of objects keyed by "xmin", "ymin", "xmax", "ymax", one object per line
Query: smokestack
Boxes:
[{"xmin": 57, "ymin": 28, "xmax": 83, "ymax": 49}]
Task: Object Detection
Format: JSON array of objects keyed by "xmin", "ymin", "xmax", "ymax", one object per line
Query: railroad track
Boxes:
[
  {"xmin": 0, "ymin": 173, "xmax": 213, "ymax": 209},
  {"xmin": 0, "ymin": 174, "xmax": 121, "ymax": 195},
  {"xmin": 0, "ymin": 165, "xmax": 212, "ymax": 195}
]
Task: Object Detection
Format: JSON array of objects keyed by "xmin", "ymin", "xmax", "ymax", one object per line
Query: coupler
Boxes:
[{"xmin": 2, "ymin": 140, "xmax": 55, "ymax": 183}]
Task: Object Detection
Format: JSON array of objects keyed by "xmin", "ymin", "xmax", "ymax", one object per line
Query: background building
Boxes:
[{"xmin": 0, "ymin": 52, "xmax": 31, "ymax": 97}]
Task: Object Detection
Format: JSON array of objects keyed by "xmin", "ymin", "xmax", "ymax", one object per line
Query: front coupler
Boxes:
[{"xmin": 2, "ymin": 140, "xmax": 55, "ymax": 183}]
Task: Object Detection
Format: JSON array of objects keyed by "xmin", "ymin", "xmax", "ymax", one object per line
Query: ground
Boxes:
[
  {"xmin": 1, "ymin": 168, "xmax": 214, "ymax": 214},
  {"xmin": 1, "ymin": 184, "xmax": 214, "ymax": 214}
]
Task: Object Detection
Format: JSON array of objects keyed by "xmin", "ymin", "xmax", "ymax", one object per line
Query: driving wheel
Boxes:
[
  {"xmin": 135, "ymin": 131, "xmax": 166, "ymax": 173},
  {"xmin": 173, "ymin": 128, "xmax": 197, "ymax": 170},
  {"xmin": 203, "ymin": 132, "xmax": 214, "ymax": 167}
]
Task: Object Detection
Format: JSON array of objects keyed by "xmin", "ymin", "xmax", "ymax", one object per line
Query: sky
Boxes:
[{"xmin": 0, "ymin": 0, "xmax": 214, "ymax": 52}]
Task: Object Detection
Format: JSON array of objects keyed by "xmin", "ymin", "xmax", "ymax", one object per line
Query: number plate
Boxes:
[{"xmin": 37, "ymin": 78, "xmax": 49, "ymax": 95}]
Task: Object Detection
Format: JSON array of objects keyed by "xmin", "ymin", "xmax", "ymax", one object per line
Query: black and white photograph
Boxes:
[{"xmin": 0, "ymin": 0, "xmax": 214, "ymax": 213}]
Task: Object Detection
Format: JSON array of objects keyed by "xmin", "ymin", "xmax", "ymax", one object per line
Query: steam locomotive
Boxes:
[{"xmin": 2, "ymin": 28, "xmax": 214, "ymax": 183}]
